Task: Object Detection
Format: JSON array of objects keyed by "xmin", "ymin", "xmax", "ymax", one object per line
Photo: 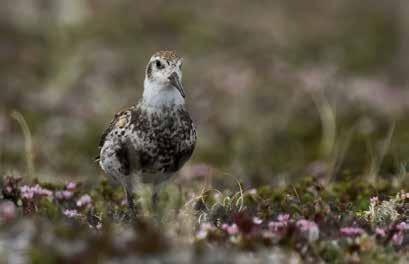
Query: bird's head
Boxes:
[{"xmin": 143, "ymin": 50, "xmax": 185, "ymax": 107}]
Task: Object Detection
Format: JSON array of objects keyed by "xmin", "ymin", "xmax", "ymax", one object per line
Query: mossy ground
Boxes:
[{"xmin": 2, "ymin": 175, "xmax": 409, "ymax": 263}]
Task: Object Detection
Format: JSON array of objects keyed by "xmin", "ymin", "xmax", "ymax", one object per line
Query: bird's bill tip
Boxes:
[{"xmin": 168, "ymin": 72, "xmax": 185, "ymax": 98}]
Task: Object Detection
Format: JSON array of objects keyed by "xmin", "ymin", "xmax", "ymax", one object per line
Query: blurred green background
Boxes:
[{"xmin": 1, "ymin": 0, "xmax": 409, "ymax": 188}]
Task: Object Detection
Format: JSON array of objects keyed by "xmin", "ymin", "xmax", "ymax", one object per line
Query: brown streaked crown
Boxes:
[{"xmin": 153, "ymin": 50, "xmax": 180, "ymax": 61}]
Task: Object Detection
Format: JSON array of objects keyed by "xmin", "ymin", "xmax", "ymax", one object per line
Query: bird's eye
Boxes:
[{"xmin": 155, "ymin": 60, "xmax": 164, "ymax": 69}]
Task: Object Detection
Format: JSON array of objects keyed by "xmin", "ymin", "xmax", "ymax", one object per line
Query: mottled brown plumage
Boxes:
[{"xmin": 97, "ymin": 51, "xmax": 195, "ymax": 215}]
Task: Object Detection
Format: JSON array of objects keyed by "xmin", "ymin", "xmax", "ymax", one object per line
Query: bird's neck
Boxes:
[{"xmin": 142, "ymin": 79, "xmax": 185, "ymax": 108}]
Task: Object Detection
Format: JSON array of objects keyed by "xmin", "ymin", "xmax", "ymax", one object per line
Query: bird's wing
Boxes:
[
  {"xmin": 174, "ymin": 108, "xmax": 197, "ymax": 170},
  {"xmin": 95, "ymin": 107, "xmax": 133, "ymax": 162}
]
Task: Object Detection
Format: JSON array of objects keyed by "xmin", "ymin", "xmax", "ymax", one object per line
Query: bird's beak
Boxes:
[{"xmin": 168, "ymin": 72, "xmax": 185, "ymax": 98}]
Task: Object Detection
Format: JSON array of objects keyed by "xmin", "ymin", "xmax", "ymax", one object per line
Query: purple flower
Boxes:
[
  {"xmin": 20, "ymin": 185, "xmax": 34, "ymax": 199},
  {"xmin": 5, "ymin": 186, "xmax": 12, "ymax": 194},
  {"xmin": 277, "ymin": 214, "xmax": 290, "ymax": 222},
  {"xmin": 268, "ymin": 213, "xmax": 291, "ymax": 234},
  {"xmin": 396, "ymin": 222, "xmax": 409, "ymax": 231},
  {"xmin": 55, "ymin": 190, "xmax": 74, "ymax": 200},
  {"xmin": 20, "ymin": 184, "xmax": 52, "ymax": 200},
  {"xmin": 63, "ymin": 209, "xmax": 79, "ymax": 218},
  {"xmin": 76, "ymin": 194, "xmax": 92, "ymax": 207},
  {"xmin": 340, "ymin": 227, "xmax": 365, "ymax": 237},
  {"xmin": 370, "ymin": 196, "xmax": 379, "ymax": 205},
  {"xmin": 392, "ymin": 231, "xmax": 404, "ymax": 246},
  {"xmin": 296, "ymin": 219, "xmax": 319, "ymax": 242},
  {"xmin": 222, "ymin": 223, "xmax": 239, "ymax": 235},
  {"xmin": 33, "ymin": 185, "xmax": 53, "ymax": 197},
  {"xmin": 0, "ymin": 201, "xmax": 17, "ymax": 223},
  {"xmin": 375, "ymin": 228, "xmax": 386, "ymax": 237},
  {"xmin": 66, "ymin": 182, "xmax": 77, "ymax": 191},
  {"xmin": 2, "ymin": 176, "xmax": 22, "ymax": 200},
  {"xmin": 196, "ymin": 223, "xmax": 215, "ymax": 240}
]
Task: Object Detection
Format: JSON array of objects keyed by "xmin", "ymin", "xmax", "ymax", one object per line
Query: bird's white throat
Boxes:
[{"xmin": 142, "ymin": 79, "xmax": 185, "ymax": 108}]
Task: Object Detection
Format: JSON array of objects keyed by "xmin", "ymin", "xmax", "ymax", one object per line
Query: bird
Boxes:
[{"xmin": 96, "ymin": 50, "xmax": 196, "ymax": 215}]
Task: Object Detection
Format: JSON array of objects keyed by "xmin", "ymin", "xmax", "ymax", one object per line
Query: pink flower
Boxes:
[
  {"xmin": 20, "ymin": 185, "xmax": 52, "ymax": 200},
  {"xmin": 0, "ymin": 201, "xmax": 17, "ymax": 223},
  {"xmin": 196, "ymin": 223, "xmax": 215, "ymax": 240},
  {"xmin": 396, "ymin": 222, "xmax": 409, "ymax": 231},
  {"xmin": 296, "ymin": 219, "xmax": 319, "ymax": 242},
  {"xmin": 277, "ymin": 214, "xmax": 290, "ymax": 222},
  {"xmin": 253, "ymin": 217, "xmax": 263, "ymax": 225},
  {"xmin": 5, "ymin": 186, "xmax": 12, "ymax": 194},
  {"xmin": 196, "ymin": 229, "xmax": 207, "ymax": 240},
  {"xmin": 370, "ymin": 196, "xmax": 379, "ymax": 205},
  {"xmin": 392, "ymin": 231, "xmax": 404, "ymax": 246},
  {"xmin": 76, "ymin": 194, "xmax": 92, "ymax": 207},
  {"xmin": 375, "ymin": 228, "xmax": 386, "ymax": 237},
  {"xmin": 20, "ymin": 185, "xmax": 34, "ymax": 200},
  {"xmin": 32, "ymin": 184, "xmax": 53, "ymax": 196},
  {"xmin": 340, "ymin": 227, "xmax": 365, "ymax": 237},
  {"xmin": 63, "ymin": 209, "xmax": 79, "ymax": 218},
  {"xmin": 66, "ymin": 182, "xmax": 77, "ymax": 191},
  {"xmin": 55, "ymin": 190, "xmax": 74, "ymax": 200},
  {"xmin": 222, "ymin": 223, "xmax": 239, "ymax": 235},
  {"xmin": 297, "ymin": 219, "xmax": 317, "ymax": 231}
]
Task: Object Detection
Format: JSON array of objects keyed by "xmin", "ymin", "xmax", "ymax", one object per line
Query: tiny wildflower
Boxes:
[
  {"xmin": 375, "ymin": 228, "xmax": 386, "ymax": 237},
  {"xmin": 2, "ymin": 176, "xmax": 22, "ymax": 200},
  {"xmin": 63, "ymin": 209, "xmax": 80, "ymax": 218},
  {"xmin": 196, "ymin": 223, "xmax": 215, "ymax": 240},
  {"xmin": 340, "ymin": 227, "xmax": 365, "ymax": 237},
  {"xmin": 76, "ymin": 194, "xmax": 92, "ymax": 207},
  {"xmin": 222, "ymin": 223, "xmax": 239, "ymax": 235},
  {"xmin": 396, "ymin": 222, "xmax": 409, "ymax": 231},
  {"xmin": 296, "ymin": 219, "xmax": 319, "ymax": 242},
  {"xmin": 5, "ymin": 186, "xmax": 12, "ymax": 194},
  {"xmin": 66, "ymin": 182, "xmax": 77, "ymax": 191},
  {"xmin": 277, "ymin": 214, "xmax": 290, "ymax": 222},
  {"xmin": 55, "ymin": 190, "xmax": 74, "ymax": 200},
  {"xmin": 392, "ymin": 231, "xmax": 404, "ymax": 246},
  {"xmin": 20, "ymin": 186, "xmax": 34, "ymax": 200},
  {"xmin": 370, "ymin": 196, "xmax": 379, "ymax": 205},
  {"xmin": 20, "ymin": 185, "xmax": 52, "ymax": 200}
]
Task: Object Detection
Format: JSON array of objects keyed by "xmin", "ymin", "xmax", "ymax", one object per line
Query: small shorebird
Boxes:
[{"xmin": 97, "ymin": 50, "xmax": 196, "ymax": 213}]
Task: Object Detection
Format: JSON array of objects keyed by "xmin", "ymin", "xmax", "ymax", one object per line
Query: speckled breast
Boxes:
[{"xmin": 130, "ymin": 106, "xmax": 196, "ymax": 174}]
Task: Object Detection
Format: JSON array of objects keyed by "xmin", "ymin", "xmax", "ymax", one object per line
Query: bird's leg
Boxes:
[
  {"xmin": 152, "ymin": 184, "xmax": 160, "ymax": 212},
  {"xmin": 123, "ymin": 176, "xmax": 137, "ymax": 219},
  {"xmin": 125, "ymin": 187, "xmax": 135, "ymax": 213}
]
